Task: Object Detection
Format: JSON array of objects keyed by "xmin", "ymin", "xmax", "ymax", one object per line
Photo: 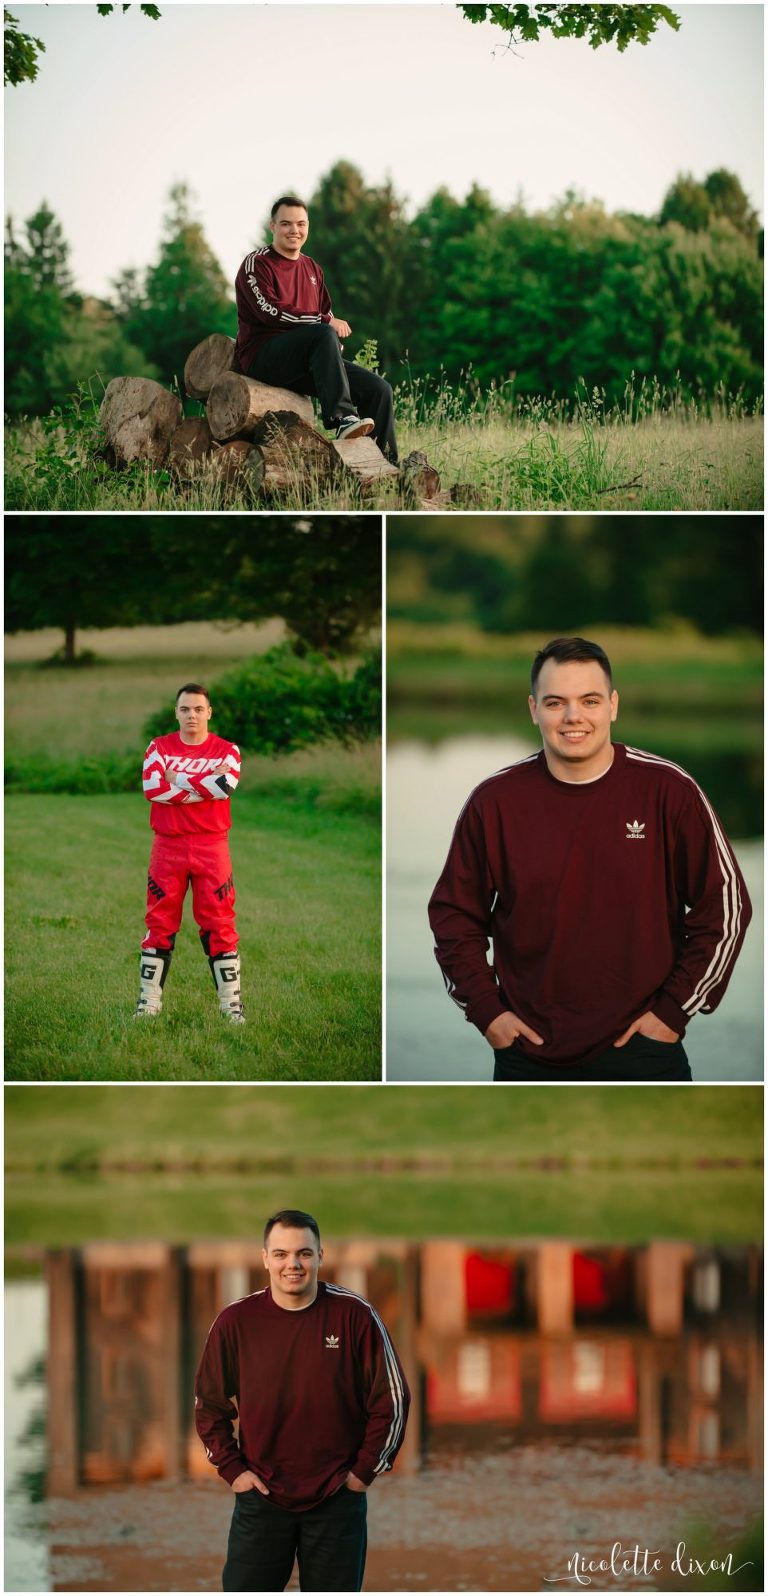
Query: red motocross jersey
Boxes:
[{"xmin": 142, "ymin": 732, "xmax": 241, "ymax": 836}]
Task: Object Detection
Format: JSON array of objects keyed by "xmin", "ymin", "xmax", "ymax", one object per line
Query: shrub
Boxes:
[
  {"xmin": 143, "ymin": 644, "xmax": 381, "ymax": 755},
  {"xmin": 4, "ymin": 753, "xmax": 137, "ymax": 795}
]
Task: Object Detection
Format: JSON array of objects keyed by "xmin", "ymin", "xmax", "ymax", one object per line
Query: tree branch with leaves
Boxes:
[
  {"xmin": 5, "ymin": 3, "xmax": 161, "ymax": 86},
  {"xmin": 459, "ymin": 4, "xmax": 680, "ymax": 52}
]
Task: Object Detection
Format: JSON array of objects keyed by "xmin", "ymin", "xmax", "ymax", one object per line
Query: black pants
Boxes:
[
  {"xmin": 248, "ymin": 322, "xmax": 398, "ymax": 461},
  {"xmin": 223, "ymin": 1486, "xmax": 367, "ymax": 1592},
  {"xmin": 493, "ymin": 1032, "xmax": 692, "ymax": 1082}
]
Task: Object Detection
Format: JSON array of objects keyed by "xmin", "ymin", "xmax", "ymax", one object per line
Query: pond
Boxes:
[
  {"xmin": 387, "ymin": 738, "xmax": 763, "ymax": 1082},
  {"xmin": 5, "ymin": 1239, "xmax": 762, "ymax": 1591}
]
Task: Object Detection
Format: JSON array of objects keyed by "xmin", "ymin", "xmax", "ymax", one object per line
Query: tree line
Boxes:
[
  {"xmin": 4, "ymin": 516, "xmax": 381, "ymax": 661},
  {"xmin": 388, "ymin": 514, "xmax": 763, "ymax": 638},
  {"xmin": 5, "ymin": 160, "xmax": 762, "ymax": 418}
]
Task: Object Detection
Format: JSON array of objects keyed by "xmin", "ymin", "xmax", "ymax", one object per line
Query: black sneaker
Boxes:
[{"xmin": 335, "ymin": 415, "xmax": 375, "ymax": 442}]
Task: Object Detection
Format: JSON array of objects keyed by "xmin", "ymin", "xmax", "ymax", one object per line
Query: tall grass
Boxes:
[
  {"xmin": 394, "ymin": 366, "xmax": 764, "ymax": 429},
  {"xmin": 4, "ymin": 373, "xmax": 763, "ymax": 511}
]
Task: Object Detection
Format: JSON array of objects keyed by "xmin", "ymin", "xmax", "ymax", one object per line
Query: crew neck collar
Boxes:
[
  {"xmin": 539, "ymin": 741, "xmax": 625, "ymax": 789},
  {"xmin": 266, "ymin": 1280, "xmax": 324, "ymax": 1314}
]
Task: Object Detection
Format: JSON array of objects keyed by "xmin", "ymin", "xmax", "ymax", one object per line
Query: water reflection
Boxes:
[{"xmin": 5, "ymin": 1240, "xmax": 762, "ymax": 1590}]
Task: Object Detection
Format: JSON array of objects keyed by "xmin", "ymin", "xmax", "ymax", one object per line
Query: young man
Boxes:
[
  {"xmin": 136, "ymin": 683, "xmax": 244, "ymax": 1023},
  {"xmin": 235, "ymin": 195, "xmax": 399, "ymax": 461},
  {"xmin": 429, "ymin": 637, "xmax": 752, "ymax": 1082},
  {"xmin": 195, "ymin": 1209, "xmax": 410, "ymax": 1592}
]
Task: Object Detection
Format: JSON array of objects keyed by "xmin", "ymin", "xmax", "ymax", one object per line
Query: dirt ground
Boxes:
[{"xmin": 8, "ymin": 1445, "xmax": 761, "ymax": 1592}]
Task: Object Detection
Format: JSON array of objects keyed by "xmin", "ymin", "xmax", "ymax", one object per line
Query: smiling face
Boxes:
[
  {"xmin": 529, "ymin": 659, "xmax": 618, "ymax": 782},
  {"xmin": 262, "ymin": 1223, "xmax": 323, "ymax": 1310},
  {"xmin": 270, "ymin": 204, "xmax": 309, "ymax": 259}
]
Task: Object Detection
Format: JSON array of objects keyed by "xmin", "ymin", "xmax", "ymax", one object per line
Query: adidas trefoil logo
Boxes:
[
  {"xmin": 325, "ymin": 1334, "xmax": 340, "ymax": 1348},
  {"xmin": 626, "ymin": 820, "xmax": 646, "ymax": 840}
]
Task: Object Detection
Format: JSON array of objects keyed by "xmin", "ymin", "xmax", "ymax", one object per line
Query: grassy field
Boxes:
[
  {"xmin": 5, "ymin": 620, "xmax": 287, "ymax": 760},
  {"xmin": 5, "ymin": 624, "xmax": 381, "ymax": 1080},
  {"xmin": 5, "ymin": 1085, "xmax": 763, "ymax": 1249},
  {"xmin": 5, "ymin": 788, "xmax": 380, "ymax": 1081},
  {"xmin": 389, "ymin": 622, "xmax": 760, "ymax": 718},
  {"xmin": 387, "ymin": 625, "xmax": 762, "ymax": 744},
  {"xmin": 4, "ymin": 409, "xmax": 762, "ymax": 512}
]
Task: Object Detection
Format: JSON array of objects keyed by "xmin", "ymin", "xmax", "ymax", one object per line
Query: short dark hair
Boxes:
[
  {"xmin": 175, "ymin": 683, "xmax": 210, "ymax": 703},
  {"xmin": 263, "ymin": 1209, "xmax": 321, "ymax": 1247},
  {"xmin": 530, "ymin": 638, "xmax": 613, "ymax": 695},
  {"xmin": 270, "ymin": 195, "xmax": 308, "ymax": 220}
]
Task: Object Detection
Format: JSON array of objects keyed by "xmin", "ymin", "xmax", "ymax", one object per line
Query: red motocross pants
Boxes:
[{"xmin": 142, "ymin": 833, "xmax": 237, "ymax": 959}]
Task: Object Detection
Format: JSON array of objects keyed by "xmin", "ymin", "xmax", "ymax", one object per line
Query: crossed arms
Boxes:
[{"xmin": 142, "ymin": 742, "xmax": 241, "ymax": 806}]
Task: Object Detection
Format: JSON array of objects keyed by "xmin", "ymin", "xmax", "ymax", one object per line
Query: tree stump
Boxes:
[
  {"xmin": 207, "ymin": 372, "xmax": 315, "ymax": 440},
  {"xmin": 184, "ymin": 334, "xmax": 238, "ymax": 401},
  {"xmin": 168, "ymin": 416, "xmax": 215, "ymax": 476},
  {"xmin": 99, "ymin": 377, "xmax": 182, "ymax": 468},
  {"xmin": 333, "ymin": 435, "xmax": 400, "ymax": 488}
]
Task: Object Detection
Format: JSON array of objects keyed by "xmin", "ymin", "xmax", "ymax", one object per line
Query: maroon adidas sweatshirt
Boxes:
[
  {"xmin": 235, "ymin": 247, "xmax": 333, "ymax": 374},
  {"xmin": 194, "ymin": 1282, "xmax": 410, "ymax": 1511},
  {"xmin": 428, "ymin": 743, "xmax": 752, "ymax": 1066}
]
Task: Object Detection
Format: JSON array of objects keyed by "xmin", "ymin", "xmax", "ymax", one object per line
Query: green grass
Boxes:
[
  {"xmin": 4, "ymin": 626, "xmax": 381, "ymax": 1080},
  {"xmin": 5, "ymin": 1085, "xmax": 762, "ymax": 1248},
  {"xmin": 5, "ymin": 1169, "xmax": 761, "ymax": 1250},
  {"xmin": 6, "ymin": 1082, "xmax": 760, "ymax": 1164},
  {"xmin": 4, "ymin": 789, "xmax": 381, "ymax": 1081},
  {"xmin": 5, "ymin": 409, "xmax": 762, "ymax": 512},
  {"xmin": 403, "ymin": 413, "xmax": 763, "ymax": 511}
]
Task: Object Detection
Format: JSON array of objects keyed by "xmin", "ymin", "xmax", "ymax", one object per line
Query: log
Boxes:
[
  {"xmin": 333, "ymin": 435, "xmax": 399, "ymax": 488},
  {"xmin": 400, "ymin": 449, "xmax": 441, "ymax": 502},
  {"xmin": 207, "ymin": 373, "xmax": 315, "ymax": 440},
  {"xmin": 99, "ymin": 377, "xmax": 182, "ymax": 468},
  {"xmin": 184, "ymin": 334, "xmax": 238, "ymax": 401},
  {"xmin": 168, "ymin": 416, "xmax": 214, "ymax": 475},
  {"xmin": 252, "ymin": 417, "xmax": 340, "ymax": 495},
  {"xmin": 248, "ymin": 411, "xmax": 322, "ymax": 448}
]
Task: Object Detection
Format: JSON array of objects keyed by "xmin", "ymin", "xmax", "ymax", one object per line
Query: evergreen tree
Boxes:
[
  {"xmin": 4, "ymin": 203, "xmax": 150, "ymax": 415},
  {"xmin": 306, "ymin": 162, "xmax": 411, "ymax": 376},
  {"xmin": 127, "ymin": 183, "xmax": 235, "ymax": 386}
]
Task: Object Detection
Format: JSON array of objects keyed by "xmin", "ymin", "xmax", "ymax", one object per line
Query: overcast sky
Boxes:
[{"xmin": 5, "ymin": 1, "xmax": 764, "ymax": 298}]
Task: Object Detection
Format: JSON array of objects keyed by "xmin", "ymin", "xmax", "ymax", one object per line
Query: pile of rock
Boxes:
[{"xmin": 98, "ymin": 334, "xmax": 458, "ymax": 507}]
